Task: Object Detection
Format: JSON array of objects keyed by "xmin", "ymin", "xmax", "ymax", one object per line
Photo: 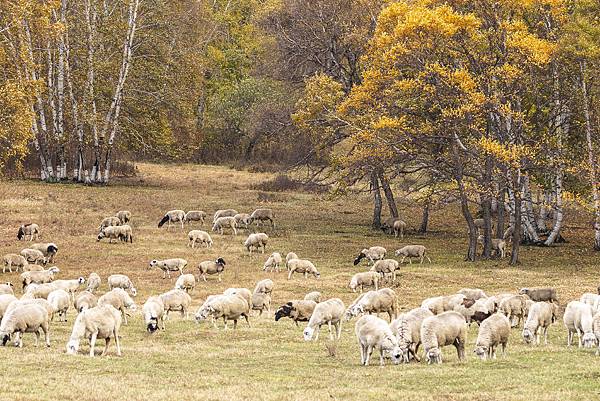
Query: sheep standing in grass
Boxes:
[
  {"xmin": 0, "ymin": 303, "xmax": 50, "ymax": 347},
  {"xmin": 66, "ymin": 305, "xmax": 122, "ymax": 357},
  {"xmin": 20, "ymin": 249, "xmax": 46, "ymax": 265},
  {"xmin": 370, "ymin": 259, "xmax": 399, "ymax": 284},
  {"xmin": 522, "ymin": 301, "xmax": 558, "ymax": 345},
  {"xmin": 390, "ymin": 307, "xmax": 433, "ymax": 363},
  {"xmin": 188, "ymin": 230, "xmax": 213, "ymax": 249},
  {"xmin": 0, "ymin": 283, "xmax": 14, "ymax": 296},
  {"xmin": 249, "ymin": 208, "xmax": 275, "ymax": 229},
  {"xmin": 304, "ymin": 291, "xmax": 321, "ymax": 303},
  {"xmin": 223, "ymin": 288, "xmax": 252, "ymax": 310},
  {"xmin": 3, "ymin": 254, "xmax": 28, "ymax": 273},
  {"xmin": 198, "ymin": 258, "xmax": 226, "ymax": 282},
  {"xmin": 175, "ymin": 274, "xmax": 196, "ymax": 293},
  {"xmin": 107, "ymin": 274, "xmax": 137, "ymax": 296},
  {"xmin": 213, "ymin": 209, "xmax": 238, "ymax": 223},
  {"xmin": 420, "ymin": 311, "xmax": 467, "ymax": 364},
  {"xmin": 212, "ymin": 216, "xmax": 238, "ymax": 235},
  {"xmin": 97, "ymin": 225, "xmax": 133, "ymax": 243},
  {"xmin": 519, "ymin": 287, "xmax": 559, "ymax": 303},
  {"xmin": 99, "ymin": 216, "xmax": 121, "ymax": 231},
  {"xmin": 75, "ymin": 291, "xmax": 98, "ymax": 312},
  {"xmin": 143, "ymin": 296, "xmax": 165, "ymax": 332},
  {"xmin": 98, "ymin": 288, "xmax": 137, "ymax": 325},
  {"xmin": 149, "ymin": 258, "xmax": 188, "ymax": 279},
  {"xmin": 345, "ymin": 288, "xmax": 398, "ymax": 322},
  {"xmin": 303, "ymin": 298, "xmax": 345, "ymax": 341},
  {"xmin": 285, "ymin": 252, "xmax": 299, "ymax": 270},
  {"xmin": 454, "ymin": 298, "xmax": 490, "ymax": 325},
  {"xmin": 254, "ymin": 279, "xmax": 274, "ymax": 295},
  {"xmin": 353, "ymin": 247, "xmax": 387, "ymax": 266},
  {"xmin": 30, "ymin": 243, "xmax": 58, "ymax": 263},
  {"xmin": 349, "ymin": 271, "xmax": 380, "ymax": 293},
  {"xmin": 563, "ymin": 301, "xmax": 597, "ymax": 348},
  {"xmin": 498, "ymin": 295, "xmax": 529, "ymax": 327},
  {"xmin": 195, "ymin": 293, "xmax": 251, "ymax": 329},
  {"xmin": 86, "ymin": 273, "xmax": 101, "ymax": 293},
  {"xmin": 393, "ymin": 220, "xmax": 407, "ymax": 239},
  {"xmin": 421, "ymin": 294, "xmax": 465, "ymax": 315},
  {"xmin": 263, "ymin": 252, "xmax": 283, "ymax": 272},
  {"xmin": 234, "ymin": 213, "xmax": 252, "ymax": 230},
  {"xmin": 116, "ymin": 211, "xmax": 131, "ymax": 223},
  {"xmin": 275, "ymin": 300, "xmax": 316, "ymax": 326},
  {"xmin": 251, "ymin": 293, "xmax": 271, "ymax": 316},
  {"xmin": 24, "ymin": 283, "xmax": 57, "ymax": 299},
  {"xmin": 21, "ymin": 267, "xmax": 60, "ymax": 289},
  {"xmin": 355, "ymin": 315, "xmax": 402, "ymax": 366},
  {"xmin": 47, "ymin": 289, "xmax": 70, "ymax": 322},
  {"xmin": 0, "ymin": 294, "xmax": 18, "ymax": 320},
  {"xmin": 244, "ymin": 233, "xmax": 269, "ymax": 254},
  {"xmin": 287, "ymin": 259, "xmax": 320, "ymax": 280},
  {"xmin": 52, "ymin": 277, "xmax": 85, "ymax": 302},
  {"xmin": 394, "ymin": 245, "xmax": 431, "ymax": 264},
  {"xmin": 158, "ymin": 210, "xmax": 186, "ymax": 230},
  {"xmin": 22, "ymin": 264, "xmax": 45, "ymax": 272},
  {"xmin": 184, "ymin": 211, "xmax": 206, "ymax": 226},
  {"xmin": 580, "ymin": 293, "xmax": 600, "ymax": 313},
  {"xmin": 474, "ymin": 313, "xmax": 511, "ymax": 360},
  {"xmin": 159, "ymin": 289, "xmax": 192, "ymax": 320},
  {"xmin": 458, "ymin": 288, "xmax": 488, "ymax": 300},
  {"xmin": 17, "ymin": 224, "xmax": 40, "ymax": 241},
  {"xmin": 477, "ymin": 235, "xmax": 506, "ymax": 258}
]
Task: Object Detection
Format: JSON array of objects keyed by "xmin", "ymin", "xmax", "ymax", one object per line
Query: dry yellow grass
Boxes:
[{"xmin": 0, "ymin": 163, "xmax": 599, "ymax": 401}]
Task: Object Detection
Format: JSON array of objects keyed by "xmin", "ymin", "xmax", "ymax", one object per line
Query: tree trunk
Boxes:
[
  {"xmin": 371, "ymin": 170, "xmax": 382, "ymax": 229},
  {"xmin": 419, "ymin": 198, "xmax": 430, "ymax": 234},
  {"xmin": 496, "ymin": 185, "xmax": 506, "ymax": 239},
  {"xmin": 379, "ymin": 171, "xmax": 398, "ymax": 218},
  {"xmin": 85, "ymin": 0, "xmax": 100, "ymax": 182},
  {"xmin": 481, "ymin": 155, "xmax": 493, "ymax": 258},
  {"xmin": 509, "ymin": 169, "xmax": 522, "ymax": 265},
  {"xmin": 452, "ymin": 143, "xmax": 477, "ymax": 261}
]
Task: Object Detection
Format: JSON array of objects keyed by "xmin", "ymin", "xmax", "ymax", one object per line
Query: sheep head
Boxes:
[
  {"xmin": 473, "ymin": 346, "xmax": 488, "ymax": 360},
  {"xmin": 303, "ymin": 327, "xmax": 315, "ymax": 341},
  {"xmin": 66, "ymin": 339, "xmax": 79, "ymax": 355},
  {"xmin": 522, "ymin": 328, "xmax": 534, "ymax": 344},
  {"xmin": 582, "ymin": 333, "xmax": 597, "ymax": 348}
]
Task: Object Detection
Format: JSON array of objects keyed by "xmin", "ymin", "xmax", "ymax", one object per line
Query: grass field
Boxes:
[{"xmin": 1, "ymin": 163, "xmax": 599, "ymax": 401}]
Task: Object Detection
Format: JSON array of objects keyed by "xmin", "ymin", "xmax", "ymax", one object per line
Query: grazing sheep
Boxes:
[
  {"xmin": 477, "ymin": 235, "xmax": 506, "ymax": 258},
  {"xmin": 184, "ymin": 210, "xmax": 206, "ymax": 225},
  {"xmin": 3, "ymin": 254, "xmax": 28, "ymax": 273},
  {"xmin": 143, "ymin": 296, "xmax": 165, "ymax": 332},
  {"xmin": 188, "ymin": 230, "xmax": 213, "ymax": 249},
  {"xmin": 158, "ymin": 210, "xmax": 186, "ymax": 230},
  {"xmin": 369, "ymin": 259, "xmax": 400, "ymax": 283},
  {"xmin": 421, "ymin": 294, "xmax": 466, "ymax": 315},
  {"xmin": 349, "ymin": 271, "xmax": 380, "ymax": 293},
  {"xmin": 353, "ymin": 247, "xmax": 387, "ymax": 266},
  {"xmin": 249, "ymin": 208, "xmax": 275, "ymax": 229},
  {"xmin": 107, "ymin": 274, "xmax": 137, "ymax": 296},
  {"xmin": 519, "ymin": 287, "xmax": 558, "ymax": 303},
  {"xmin": 287, "ymin": 259, "xmax": 320, "ymax": 280},
  {"xmin": 394, "ymin": 245, "xmax": 431, "ymax": 264},
  {"xmin": 263, "ymin": 252, "xmax": 283, "ymax": 272},
  {"xmin": 274, "ymin": 300, "xmax": 317, "ymax": 326},
  {"xmin": 251, "ymin": 292, "xmax": 271, "ymax": 316},
  {"xmin": 175, "ymin": 274, "xmax": 196, "ymax": 293},
  {"xmin": 0, "ymin": 283, "xmax": 14, "ymax": 296},
  {"xmin": 420, "ymin": 311, "xmax": 467, "ymax": 364},
  {"xmin": 0, "ymin": 294, "xmax": 18, "ymax": 320},
  {"xmin": 458, "ymin": 288, "xmax": 488, "ymax": 301},
  {"xmin": 29, "ymin": 243, "xmax": 58, "ymax": 263},
  {"xmin": 285, "ymin": 252, "xmax": 299, "ymax": 270},
  {"xmin": 223, "ymin": 288, "xmax": 252, "ymax": 309},
  {"xmin": 213, "ymin": 209, "xmax": 238, "ymax": 223},
  {"xmin": 498, "ymin": 295, "xmax": 530, "ymax": 327},
  {"xmin": 97, "ymin": 225, "xmax": 133, "ymax": 243},
  {"xmin": 563, "ymin": 301, "xmax": 597, "ymax": 348},
  {"xmin": 212, "ymin": 216, "xmax": 238, "ymax": 236},
  {"xmin": 234, "ymin": 213, "xmax": 252, "ymax": 229},
  {"xmin": 5, "ymin": 298, "xmax": 54, "ymax": 320},
  {"xmin": 52, "ymin": 277, "xmax": 85, "ymax": 302},
  {"xmin": 17, "ymin": 223, "xmax": 40, "ymax": 241},
  {"xmin": 198, "ymin": 258, "xmax": 226, "ymax": 282},
  {"xmin": 20, "ymin": 248, "xmax": 46, "ymax": 265},
  {"xmin": 355, "ymin": 315, "xmax": 402, "ymax": 366},
  {"xmin": 345, "ymin": 288, "xmax": 398, "ymax": 322},
  {"xmin": 99, "ymin": 216, "xmax": 121, "ymax": 231},
  {"xmin": 21, "ymin": 267, "xmax": 60, "ymax": 289},
  {"xmin": 304, "ymin": 291, "xmax": 321, "ymax": 303},
  {"xmin": 580, "ymin": 293, "xmax": 600, "ymax": 313},
  {"xmin": 47, "ymin": 289, "xmax": 70, "ymax": 322},
  {"xmin": 244, "ymin": 233, "xmax": 269, "ymax": 254},
  {"xmin": 474, "ymin": 313, "xmax": 511, "ymax": 360},
  {"xmin": 393, "ymin": 220, "xmax": 407, "ymax": 239},
  {"xmin": 522, "ymin": 301, "xmax": 559, "ymax": 345},
  {"xmin": 0, "ymin": 303, "xmax": 50, "ymax": 347},
  {"xmin": 74, "ymin": 291, "xmax": 98, "ymax": 313},
  {"xmin": 159, "ymin": 289, "xmax": 192, "ymax": 320},
  {"xmin": 86, "ymin": 273, "xmax": 101, "ymax": 293},
  {"xmin": 303, "ymin": 298, "xmax": 345, "ymax": 341},
  {"xmin": 503, "ymin": 225, "xmax": 514, "ymax": 240},
  {"xmin": 454, "ymin": 297, "xmax": 490, "ymax": 325},
  {"xmin": 98, "ymin": 288, "xmax": 137, "ymax": 325},
  {"xmin": 116, "ymin": 210, "xmax": 131, "ymax": 223},
  {"xmin": 381, "ymin": 217, "xmax": 401, "ymax": 235},
  {"xmin": 254, "ymin": 279, "xmax": 274, "ymax": 295},
  {"xmin": 390, "ymin": 307, "xmax": 434, "ymax": 363},
  {"xmin": 24, "ymin": 283, "xmax": 57, "ymax": 299},
  {"xmin": 195, "ymin": 293, "xmax": 250, "ymax": 329},
  {"xmin": 484, "ymin": 293, "xmax": 514, "ymax": 314},
  {"xmin": 22, "ymin": 264, "xmax": 45, "ymax": 272},
  {"xmin": 149, "ymin": 258, "xmax": 188, "ymax": 279},
  {"xmin": 66, "ymin": 305, "xmax": 122, "ymax": 357}
]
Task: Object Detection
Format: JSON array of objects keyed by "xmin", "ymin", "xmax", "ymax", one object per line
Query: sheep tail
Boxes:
[{"xmin": 158, "ymin": 215, "xmax": 169, "ymax": 228}]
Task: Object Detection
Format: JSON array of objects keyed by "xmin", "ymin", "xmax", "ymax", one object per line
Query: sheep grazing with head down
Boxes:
[
  {"xmin": 349, "ymin": 271, "xmax": 380, "ymax": 293},
  {"xmin": 0, "ymin": 282, "xmax": 14, "ymax": 296},
  {"xmin": 304, "ymin": 291, "xmax": 321, "ymax": 303},
  {"xmin": 188, "ymin": 230, "xmax": 213, "ymax": 249},
  {"xmin": 143, "ymin": 296, "xmax": 165, "ymax": 332},
  {"xmin": 175, "ymin": 274, "xmax": 196, "ymax": 293},
  {"xmin": 198, "ymin": 258, "xmax": 226, "ymax": 282},
  {"xmin": 353, "ymin": 247, "xmax": 386, "ymax": 266},
  {"xmin": 287, "ymin": 259, "xmax": 320, "ymax": 280},
  {"xmin": 519, "ymin": 287, "xmax": 559, "ymax": 303},
  {"xmin": 390, "ymin": 307, "xmax": 433, "ymax": 363},
  {"xmin": 17, "ymin": 223, "xmax": 40, "ymax": 241},
  {"xmin": 195, "ymin": 293, "xmax": 250, "ymax": 330},
  {"xmin": 99, "ymin": 216, "xmax": 121, "ymax": 231},
  {"xmin": 0, "ymin": 303, "xmax": 50, "ymax": 348},
  {"xmin": 3, "ymin": 254, "xmax": 28, "ymax": 273},
  {"xmin": 213, "ymin": 209, "xmax": 238, "ymax": 223},
  {"xmin": 345, "ymin": 288, "xmax": 398, "ymax": 322},
  {"xmin": 453, "ymin": 297, "xmax": 490, "ymax": 325},
  {"xmin": 303, "ymin": 298, "xmax": 345, "ymax": 341},
  {"xmin": 86, "ymin": 273, "xmax": 101, "ymax": 293},
  {"xmin": 66, "ymin": 304, "xmax": 122, "ymax": 357},
  {"xmin": 29, "ymin": 243, "xmax": 58, "ymax": 263},
  {"xmin": 184, "ymin": 211, "xmax": 206, "ymax": 226},
  {"xmin": 116, "ymin": 210, "xmax": 131, "ymax": 224},
  {"xmin": 244, "ymin": 233, "xmax": 269, "ymax": 254},
  {"xmin": 380, "ymin": 217, "xmax": 401, "ymax": 235},
  {"xmin": 249, "ymin": 208, "xmax": 275, "ymax": 229},
  {"xmin": 473, "ymin": 313, "xmax": 511, "ymax": 360},
  {"xmin": 369, "ymin": 259, "xmax": 399, "ymax": 283},
  {"xmin": 522, "ymin": 301, "xmax": 559, "ymax": 345},
  {"xmin": 20, "ymin": 248, "xmax": 46, "ymax": 265},
  {"xmin": 393, "ymin": 220, "xmax": 407, "ymax": 239},
  {"xmin": 563, "ymin": 301, "xmax": 597, "ymax": 348},
  {"xmin": 160, "ymin": 289, "xmax": 192, "ymax": 320},
  {"xmin": 149, "ymin": 258, "xmax": 188, "ymax": 279},
  {"xmin": 75, "ymin": 291, "xmax": 98, "ymax": 313},
  {"xmin": 420, "ymin": 311, "xmax": 467, "ymax": 364},
  {"xmin": 355, "ymin": 315, "xmax": 402, "ymax": 366},
  {"xmin": 158, "ymin": 210, "xmax": 186, "ymax": 230},
  {"xmin": 275, "ymin": 300, "xmax": 316, "ymax": 326},
  {"xmin": 21, "ymin": 267, "xmax": 60, "ymax": 289},
  {"xmin": 498, "ymin": 295, "xmax": 530, "ymax": 327},
  {"xmin": 98, "ymin": 288, "xmax": 137, "ymax": 325},
  {"xmin": 97, "ymin": 225, "xmax": 133, "ymax": 243},
  {"xmin": 285, "ymin": 252, "xmax": 298, "ymax": 270},
  {"xmin": 234, "ymin": 213, "xmax": 252, "ymax": 230},
  {"xmin": 263, "ymin": 252, "xmax": 283, "ymax": 273},
  {"xmin": 107, "ymin": 274, "xmax": 137, "ymax": 296},
  {"xmin": 395, "ymin": 245, "xmax": 431, "ymax": 264},
  {"xmin": 254, "ymin": 279, "xmax": 274, "ymax": 295},
  {"xmin": 47, "ymin": 289, "xmax": 70, "ymax": 322},
  {"xmin": 251, "ymin": 293, "xmax": 271, "ymax": 316},
  {"xmin": 212, "ymin": 216, "xmax": 238, "ymax": 235}
]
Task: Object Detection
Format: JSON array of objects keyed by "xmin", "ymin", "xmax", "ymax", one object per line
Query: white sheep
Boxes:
[
  {"xmin": 458, "ymin": 288, "xmax": 488, "ymax": 300},
  {"xmin": 107, "ymin": 274, "xmax": 137, "ymax": 296},
  {"xmin": 143, "ymin": 296, "xmax": 165, "ymax": 332},
  {"xmin": 345, "ymin": 288, "xmax": 398, "ymax": 322},
  {"xmin": 580, "ymin": 293, "xmax": 600, "ymax": 314},
  {"xmin": 0, "ymin": 294, "xmax": 18, "ymax": 320},
  {"xmin": 195, "ymin": 293, "xmax": 250, "ymax": 329},
  {"xmin": 86, "ymin": 273, "xmax": 101, "ymax": 293},
  {"xmin": 158, "ymin": 209, "xmax": 186, "ymax": 230},
  {"xmin": 394, "ymin": 245, "xmax": 431, "ymax": 264},
  {"xmin": 253, "ymin": 279, "xmax": 274, "ymax": 295},
  {"xmin": 116, "ymin": 210, "xmax": 131, "ymax": 223},
  {"xmin": 198, "ymin": 258, "xmax": 226, "ymax": 282},
  {"xmin": 393, "ymin": 220, "xmax": 407, "ymax": 239},
  {"xmin": 160, "ymin": 289, "xmax": 192, "ymax": 320},
  {"xmin": 188, "ymin": 230, "xmax": 213, "ymax": 249},
  {"xmin": 99, "ymin": 216, "xmax": 121, "ymax": 231},
  {"xmin": 251, "ymin": 292, "xmax": 271, "ymax": 316},
  {"xmin": 234, "ymin": 213, "xmax": 252, "ymax": 229},
  {"xmin": 29, "ymin": 243, "xmax": 58, "ymax": 263},
  {"xmin": 303, "ymin": 298, "xmax": 345, "ymax": 341},
  {"xmin": 175, "ymin": 274, "xmax": 196, "ymax": 293},
  {"xmin": 563, "ymin": 301, "xmax": 597, "ymax": 348},
  {"xmin": 24, "ymin": 283, "xmax": 58, "ymax": 299},
  {"xmin": 498, "ymin": 295, "xmax": 529, "ymax": 327},
  {"xmin": 3, "ymin": 254, "xmax": 28, "ymax": 273},
  {"xmin": 213, "ymin": 209, "xmax": 238, "ymax": 223},
  {"xmin": 369, "ymin": 259, "xmax": 399, "ymax": 283},
  {"xmin": 454, "ymin": 297, "xmax": 490, "ymax": 325},
  {"xmin": 244, "ymin": 233, "xmax": 269, "ymax": 254},
  {"xmin": 287, "ymin": 259, "xmax": 320, "ymax": 280},
  {"xmin": 149, "ymin": 258, "xmax": 187, "ymax": 279},
  {"xmin": 263, "ymin": 252, "xmax": 283, "ymax": 272},
  {"xmin": 522, "ymin": 301, "xmax": 558, "ymax": 345},
  {"xmin": 47, "ymin": 289, "xmax": 70, "ymax": 322},
  {"xmin": 420, "ymin": 311, "xmax": 467, "ymax": 364},
  {"xmin": 304, "ymin": 291, "xmax": 321, "ymax": 303},
  {"xmin": 20, "ymin": 248, "xmax": 46, "ymax": 265},
  {"xmin": 212, "ymin": 216, "xmax": 238, "ymax": 235},
  {"xmin": 184, "ymin": 210, "xmax": 206, "ymax": 225},
  {"xmin": 5, "ymin": 298, "xmax": 54, "ymax": 321},
  {"xmin": 477, "ymin": 235, "xmax": 506, "ymax": 258},
  {"xmin": 0, "ymin": 282, "xmax": 14, "ymax": 295},
  {"xmin": 389, "ymin": 307, "xmax": 434, "ymax": 362},
  {"xmin": 17, "ymin": 223, "xmax": 40, "ymax": 241},
  {"xmin": 593, "ymin": 313, "xmax": 600, "ymax": 355},
  {"xmin": 249, "ymin": 208, "xmax": 275, "ymax": 229},
  {"xmin": 223, "ymin": 288, "xmax": 252, "ymax": 310},
  {"xmin": 20, "ymin": 267, "xmax": 60, "ymax": 289},
  {"xmin": 97, "ymin": 224, "xmax": 133, "ymax": 243},
  {"xmin": 349, "ymin": 271, "xmax": 380, "ymax": 293},
  {"xmin": 66, "ymin": 304, "xmax": 122, "ymax": 357},
  {"xmin": 22, "ymin": 264, "xmax": 45, "ymax": 272},
  {"xmin": 355, "ymin": 315, "xmax": 402, "ymax": 366},
  {"xmin": 353, "ymin": 246, "xmax": 387, "ymax": 266},
  {"xmin": 52, "ymin": 277, "xmax": 85, "ymax": 302},
  {"xmin": 74, "ymin": 291, "xmax": 98, "ymax": 313},
  {"xmin": 285, "ymin": 252, "xmax": 299, "ymax": 270},
  {"xmin": 98, "ymin": 288, "xmax": 137, "ymax": 325},
  {"xmin": 474, "ymin": 313, "xmax": 511, "ymax": 360},
  {"xmin": 0, "ymin": 303, "xmax": 50, "ymax": 347}
]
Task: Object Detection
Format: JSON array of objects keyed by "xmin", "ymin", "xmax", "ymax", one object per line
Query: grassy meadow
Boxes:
[{"xmin": 0, "ymin": 163, "xmax": 599, "ymax": 401}]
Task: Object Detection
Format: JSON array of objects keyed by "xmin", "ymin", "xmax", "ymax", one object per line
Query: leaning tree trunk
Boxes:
[
  {"xmin": 371, "ymin": 170, "xmax": 382, "ymax": 229},
  {"xmin": 378, "ymin": 170, "xmax": 398, "ymax": 218}
]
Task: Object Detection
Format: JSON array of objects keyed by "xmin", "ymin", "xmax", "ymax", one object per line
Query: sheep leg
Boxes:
[
  {"xmin": 233, "ymin": 319, "xmax": 238, "ymax": 330},
  {"xmin": 314, "ymin": 326, "xmax": 320, "ymax": 341},
  {"xmin": 122, "ymin": 308, "xmax": 128, "ymax": 325},
  {"xmin": 577, "ymin": 329, "xmax": 582, "ymax": 348},
  {"xmin": 114, "ymin": 329, "xmax": 122, "ymax": 356},
  {"xmin": 34, "ymin": 330, "xmax": 40, "ymax": 347},
  {"xmin": 327, "ymin": 321, "xmax": 334, "ymax": 341},
  {"xmin": 365, "ymin": 345, "xmax": 374, "ymax": 366},
  {"xmin": 42, "ymin": 322, "xmax": 50, "ymax": 347},
  {"xmin": 426, "ymin": 255, "xmax": 432, "ymax": 263},
  {"xmin": 287, "ymin": 270, "xmax": 293, "ymax": 280},
  {"xmin": 89, "ymin": 331, "xmax": 98, "ymax": 357},
  {"xmin": 359, "ymin": 341, "xmax": 366, "ymax": 365},
  {"xmin": 102, "ymin": 337, "xmax": 111, "ymax": 356},
  {"xmin": 336, "ymin": 321, "xmax": 342, "ymax": 340},
  {"xmin": 567, "ymin": 330, "xmax": 572, "ymax": 347},
  {"xmin": 223, "ymin": 317, "xmax": 228, "ymax": 330},
  {"xmin": 543, "ymin": 327, "xmax": 548, "ymax": 345}
]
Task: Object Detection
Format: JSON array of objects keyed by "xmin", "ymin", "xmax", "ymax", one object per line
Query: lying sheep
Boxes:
[
  {"xmin": 349, "ymin": 271, "xmax": 380, "ymax": 293},
  {"xmin": 370, "ymin": 259, "xmax": 399, "ymax": 283},
  {"xmin": 420, "ymin": 311, "xmax": 467, "ymax": 364},
  {"xmin": 17, "ymin": 223, "xmax": 40, "ymax": 241},
  {"xmin": 263, "ymin": 252, "xmax": 283, "ymax": 273},
  {"xmin": 222, "ymin": 288, "xmax": 252, "ymax": 310},
  {"xmin": 254, "ymin": 279, "xmax": 274, "ymax": 295},
  {"xmin": 395, "ymin": 245, "xmax": 431, "ymax": 264},
  {"xmin": 97, "ymin": 224, "xmax": 133, "ymax": 243},
  {"xmin": 20, "ymin": 248, "xmax": 46, "ymax": 265},
  {"xmin": 149, "ymin": 258, "xmax": 188, "ymax": 279},
  {"xmin": 0, "ymin": 303, "xmax": 50, "ymax": 347},
  {"xmin": 74, "ymin": 291, "xmax": 98, "ymax": 313},
  {"xmin": 498, "ymin": 295, "xmax": 530, "ymax": 327},
  {"xmin": 212, "ymin": 216, "xmax": 238, "ymax": 235},
  {"xmin": 0, "ymin": 282, "xmax": 14, "ymax": 296},
  {"xmin": 274, "ymin": 300, "xmax": 317, "ymax": 326},
  {"xmin": 99, "ymin": 216, "xmax": 121, "ymax": 231},
  {"xmin": 160, "ymin": 289, "xmax": 192, "ymax": 320},
  {"xmin": 303, "ymin": 298, "xmax": 345, "ymax": 341},
  {"xmin": 355, "ymin": 315, "xmax": 402, "ymax": 366},
  {"xmin": 143, "ymin": 296, "xmax": 165, "ymax": 332},
  {"xmin": 234, "ymin": 213, "xmax": 252, "ymax": 229},
  {"xmin": 116, "ymin": 210, "xmax": 131, "ymax": 224},
  {"xmin": 304, "ymin": 291, "xmax": 321, "ymax": 303},
  {"xmin": 458, "ymin": 288, "xmax": 487, "ymax": 300},
  {"xmin": 107, "ymin": 274, "xmax": 137, "ymax": 296},
  {"xmin": 353, "ymin": 247, "xmax": 387, "ymax": 266},
  {"xmin": 184, "ymin": 210, "xmax": 206, "ymax": 225},
  {"xmin": 249, "ymin": 208, "xmax": 275, "ymax": 229},
  {"xmin": 158, "ymin": 209, "xmax": 186, "ymax": 230},
  {"xmin": 66, "ymin": 304, "xmax": 122, "ymax": 357},
  {"xmin": 52, "ymin": 277, "xmax": 85, "ymax": 302},
  {"xmin": 563, "ymin": 301, "xmax": 597, "ymax": 348},
  {"xmin": 389, "ymin": 307, "xmax": 433, "ymax": 362},
  {"xmin": 86, "ymin": 273, "xmax": 101, "ymax": 293},
  {"xmin": 285, "ymin": 252, "xmax": 298, "ymax": 270},
  {"xmin": 251, "ymin": 292, "xmax": 271, "ymax": 316},
  {"xmin": 175, "ymin": 274, "xmax": 196, "ymax": 293},
  {"xmin": 195, "ymin": 293, "xmax": 250, "ymax": 329},
  {"xmin": 244, "ymin": 233, "xmax": 269, "ymax": 254},
  {"xmin": 287, "ymin": 259, "xmax": 320, "ymax": 280},
  {"xmin": 3, "ymin": 254, "xmax": 28, "ymax": 273},
  {"xmin": 393, "ymin": 220, "xmax": 407, "ymax": 239},
  {"xmin": 477, "ymin": 235, "xmax": 506, "ymax": 258},
  {"xmin": 213, "ymin": 209, "xmax": 238, "ymax": 223},
  {"xmin": 519, "ymin": 287, "xmax": 559, "ymax": 303},
  {"xmin": 345, "ymin": 288, "xmax": 398, "ymax": 322},
  {"xmin": 198, "ymin": 258, "xmax": 226, "ymax": 282},
  {"xmin": 30, "ymin": 243, "xmax": 58, "ymax": 263},
  {"xmin": 98, "ymin": 288, "xmax": 137, "ymax": 325},
  {"xmin": 188, "ymin": 230, "xmax": 213, "ymax": 249},
  {"xmin": 47, "ymin": 289, "xmax": 70, "ymax": 322},
  {"xmin": 21, "ymin": 267, "xmax": 60, "ymax": 289},
  {"xmin": 0, "ymin": 294, "xmax": 18, "ymax": 320},
  {"xmin": 474, "ymin": 313, "xmax": 511, "ymax": 360},
  {"xmin": 522, "ymin": 301, "xmax": 559, "ymax": 345}
]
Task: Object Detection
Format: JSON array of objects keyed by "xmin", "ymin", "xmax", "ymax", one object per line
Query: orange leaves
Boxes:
[{"xmin": 477, "ymin": 137, "xmax": 535, "ymax": 168}]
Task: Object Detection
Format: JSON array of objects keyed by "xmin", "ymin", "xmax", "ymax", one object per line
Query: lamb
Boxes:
[
  {"xmin": 420, "ymin": 311, "xmax": 467, "ymax": 364},
  {"xmin": 369, "ymin": 259, "xmax": 400, "ymax": 283},
  {"xmin": 303, "ymin": 298, "xmax": 345, "ymax": 341},
  {"xmin": 522, "ymin": 301, "xmax": 559, "ymax": 345},
  {"xmin": 3, "ymin": 254, "xmax": 28, "ymax": 273},
  {"xmin": 285, "ymin": 252, "xmax": 299, "ymax": 270},
  {"xmin": 98, "ymin": 288, "xmax": 137, "ymax": 325},
  {"xmin": 563, "ymin": 301, "xmax": 597, "ymax": 348},
  {"xmin": 159, "ymin": 289, "xmax": 192, "ymax": 320},
  {"xmin": 97, "ymin": 224, "xmax": 133, "ymax": 243},
  {"xmin": 498, "ymin": 295, "xmax": 530, "ymax": 327},
  {"xmin": 234, "ymin": 213, "xmax": 252, "ymax": 229},
  {"xmin": 149, "ymin": 258, "xmax": 188, "ymax": 279},
  {"xmin": 0, "ymin": 283, "xmax": 14, "ymax": 296},
  {"xmin": 47, "ymin": 289, "xmax": 70, "ymax": 322},
  {"xmin": 353, "ymin": 246, "xmax": 387, "ymax": 265},
  {"xmin": 394, "ymin": 245, "xmax": 431, "ymax": 264},
  {"xmin": 274, "ymin": 300, "xmax": 317, "ymax": 326},
  {"xmin": 184, "ymin": 210, "xmax": 206, "ymax": 225},
  {"xmin": 244, "ymin": 233, "xmax": 269, "ymax": 254},
  {"xmin": 393, "ymin": 220, "xmax": 407, "ymax": 239},
  {"xmin": 458, "ymin": 288, "xmax": 488, "ymax": 300},
  {"xmin": 263, "ymin": 252, "xmax": 283, "ymax": 272},
  {"xmin": 195, "ymin": 293, "xmax": 250, "ymax": 329},
  {"xmin": 107, "ymin": 274, "xmax": 137, "ymax": 296},
  {"xmin": 20, "ymin": 248, "xmax": 47, "ymax": 265},
  {"xmin": 477, "ymin": 235, "xmax": 506, "ymax": 258},
  {"xmin": 17, "ymin": 223, "xmax": 40, "ymax": 241},
  {"xmin": 52, "ymin": 277, "xmax": 86, "ymax": 302},
  {"xmin": 66, "ymin": 304, "xmax": 122, "ymax": 357},
  {"xmin": 188, "ymin": 230, "xmax": 213, "ymax": 248},
  {"xmin": 249, "ymin": 208, "xmax": 275, "ymax": 229},
  {"xmin": 474, "ymin": 313, "xmax": 511, "ymax": 360},
  {"xmin": 74, "ymin": 291, "xmax": 98, "ymax": 312},
  {"xmin": 99, "ymin": 216, "xmax": 121, "ymax": 231},
  {"xmin": 116, "ymin": 210, "xmax": 131, "ymax": 223},
  {"xmin": 287, "ymin": 259, "xmax": 320, "ymax": 280},
  {"xmin": 21, "ymin": 267, "xmax": 60, "ymax": 289},
  {"xmin": 349, "ymin": 271, "xmax": 380, "ymax": 293},
  {"xmin": 158, "ymin": 209, "xmax": 186, "ymax": 230},
  {"xmin": 389, "ymin": 307, "xmax": 434, "ymax": 362},
  {"xmin": 213, "ymin": 209, "xmax": 238, "ymax": 222},
  {"xmin": 198, "ymin": 258, "xmax": 226, "ymax": 282},
  {"xmin": 86, "ymin": 273, "xmax": 101, "ymax": 293},
  {"xmin": 0, "ymin": 294, "xmax": 18, "ymax": 320},
  {"xmin": 519, "ymin": 287, "xmax": 558, "ymax": 303},
  {"xmin": 355, "ymin": 315, "xmax": 402, "ymax": 366},
  {"xmin": 175, "ymin": 274, "xmax": 196, "ymax": 293},
  {"xmin": 29, "ymin": 243, "xmax": 58, "ymax": 263},
  {"xmin": 212, "ymin": 216, "xmax": 238, "ymax": 235},
  {"xmin": 222, "ymin": 288, "xmax": 252, "ymax": 310},
  {"xmin": 304, "ymin": 291, "xmax": 321, "ymax": 303},
  {"xmin": 251, "ymin": 292, "xmax": 271, "ymax": 316},
  {"xmin": 345, "ymin": 288, "xmax": 398, "ymax": 322},
  {"xmin": 143, "ymin": 296, "xmax": 165, "ymax": 332},
  {"xmin": 0, "ymin": 303, "xmax": 50, "ymax": 347}
]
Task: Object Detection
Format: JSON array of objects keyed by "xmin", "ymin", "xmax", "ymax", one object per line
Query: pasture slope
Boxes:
[{"xmin": 0, "ymin": 163, "xmax": 598, "ymax": 401}]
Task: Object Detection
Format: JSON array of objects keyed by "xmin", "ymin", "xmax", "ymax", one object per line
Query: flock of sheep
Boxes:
[{"xmin": 2, "ymin": 212, "xmax": 599, "ymax": 367}]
